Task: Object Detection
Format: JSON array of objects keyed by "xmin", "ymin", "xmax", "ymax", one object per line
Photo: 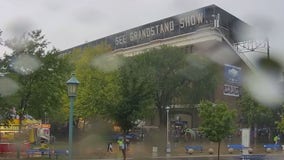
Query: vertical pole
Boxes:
[
  {"xmin": 266, "ymin": 37, "xmax": 270, "ymax": 60},
  {"xmin": 68, "ymin": 97, "xmax": 74, "ymax": 160},
  {"xmin": 166, "ymin": 109, "xmax": 169, "ymax": 145},
  {"xmin": 166, "ymin": 106, "xmax": 171, "ymax": 153}
]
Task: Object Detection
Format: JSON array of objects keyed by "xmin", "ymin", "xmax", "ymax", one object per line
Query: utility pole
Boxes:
[{"xmin": 266, "ymin": 37, "xmax": 270, "ymax": 60}]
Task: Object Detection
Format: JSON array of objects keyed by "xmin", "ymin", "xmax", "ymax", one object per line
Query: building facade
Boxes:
[{"xmin": 62, "ymin": 5, "xmax": 265, "ymax": 128}]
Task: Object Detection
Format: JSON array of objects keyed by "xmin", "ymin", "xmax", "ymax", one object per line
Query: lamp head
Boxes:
[{"xmin": 66, "ymin": 73, "xmax": 80, "ymax": 97}]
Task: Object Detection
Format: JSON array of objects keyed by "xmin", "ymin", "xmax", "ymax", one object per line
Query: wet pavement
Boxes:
[
  {"xmin": 149, "ymin": 154, "xmax": 283, "ymax": 160},
  {"xmin": 90, "ymin": 141, "xmax": 284, "ymax": 160},
  {"xmin": 88, "ymin": 154, "xmax": 283, "ymax": 160}
]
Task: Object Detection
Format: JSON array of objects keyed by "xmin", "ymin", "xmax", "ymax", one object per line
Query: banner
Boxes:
[
  {"xmin": 224, "ymin": 64, "xmax": 241, "ymax": 85},
  {"xmin": 224, "ymin": 64, "xmax": 241, "ymax": 97},
  {"xmin": 223, "ymin": 84, "xmax": 240, "ymax": 97}
]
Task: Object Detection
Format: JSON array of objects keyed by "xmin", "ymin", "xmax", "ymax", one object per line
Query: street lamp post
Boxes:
[
  {"xmin": 165, "ymin": 106, "xmax": 171, "ymax": 153},
  {"xmin": 66, "ymin": 73, "xmax": 80, "ymax": 160}
]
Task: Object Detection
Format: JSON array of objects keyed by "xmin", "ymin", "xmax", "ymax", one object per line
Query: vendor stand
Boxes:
[
  {"xmin": 0, "ymin": 117, "xmax": 49, "ymax": 153},
  {"xmin": 0, "ymin": 119, "xmax": 30, "ymax": 153}
]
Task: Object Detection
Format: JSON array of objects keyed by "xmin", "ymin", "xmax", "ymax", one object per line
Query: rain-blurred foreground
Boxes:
[
  {"xmin": 51, "ymin": 121, "xmax": 284, "ymax": 160},
  {"xmin": 149, "ymin": 155, "xmax": 282, "ymax": 160}
]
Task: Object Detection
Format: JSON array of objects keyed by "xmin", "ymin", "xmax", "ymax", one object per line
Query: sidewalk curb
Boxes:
[{"xmin": 85, "ymin": 152, "xmax": 284, "ymax": 160}]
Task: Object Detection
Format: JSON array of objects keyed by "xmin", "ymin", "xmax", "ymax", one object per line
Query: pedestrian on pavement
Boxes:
[
  {"xmin": 126, "ymin": 138, "xmax": 130, "ymax": 151},
  {"xmin": 274, "ymin": 135, "xmax": 280, "ymax": 144},
  {"xmin": 107, "ymin": 142, "xmax": 113, "ymax": 153},
  {"xmin": 117, "ymin": 138, "xmax": 123, "ymax": 150},
  {"xmin": 122, "ymin": 138, "xmax": 127, "ymax": 160},
  {"xmin": 117, "ymin": 137, "xmax": 126, "ymax": 160}
]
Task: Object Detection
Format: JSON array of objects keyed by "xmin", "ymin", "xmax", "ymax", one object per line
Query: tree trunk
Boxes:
[
  {"xmin": 157, "ymin": 105, "xmax": 166, "ymax": 127},
  {"xmin": 16, "ymin": 113, "xmax": 23, "ymax": 159},
  {"xmin": 82, "ymin": 118, "xmax": 86, "ymax": 133},
  {"xmin": 254, "ymin": 123, "xmax": 257, "ymax": 148},
  {"xmin": 217, "ymin": 141, "xmax": 221, "ymax": 160}
]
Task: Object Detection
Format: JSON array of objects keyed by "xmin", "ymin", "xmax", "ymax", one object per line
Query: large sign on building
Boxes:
[
  {"xmin": 62, "ymin": 4, "xmax": 250, "ymax": 55},
  {"xmin": 113, "ymin": 8, "xmax": 212, "ymax": 49}
]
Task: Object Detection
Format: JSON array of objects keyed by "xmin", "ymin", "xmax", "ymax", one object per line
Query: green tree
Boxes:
[
  {"xmin": 1, "ymin": 30, "xmax": 72, "ymax": 129},
  {"xmin": 126, "ymin": 46, "xmax": 187, "ymax": 125},
  {"xmin": 105, "ymin": 54, "xmax": 155, "ymax": 133},
  {"xmin": 0, "ymin": 30, "xmax": 72, "ymax": 159},
  {"xmin": 198, "ymin": 100, "xmax": 236, "ymax": 160},
  {"xmin": 62, "ymin": 45, "xmax": 218, "ymax": 136},
  {"xmin": 120, "ymin": 46, "xmax": 218, "ymax": 126},
  {"xmin": 239, "ymin": 91, "xmax": 274, "ymax": 140},
  {"xmin": 0, "ymin": 96, "xmax": 13, "ymax": 126},
  {"xmin": 66, "ymin": 43, "xmax": 155, "ymax": 136},
  {"xmin": 274, "ymin": 105, "xmax": 284, "ymax": 134},
  {"xmin": 178, "ymin": 54, "xmax": 218, "ymax": 105},
  {"xmin": 66, "ymin": 44, "xmax": 121, "ymax": 132},
  {"xmin": 276, "ymin": 115, "xmax": 284, "ymax": 134},
  {"xmin": 27, "ymin": 51, "xmax": 72, "ymax": 120},
  {"xmin": 0, "ymin": 29, "xmax": 15, "ymax": 126}
]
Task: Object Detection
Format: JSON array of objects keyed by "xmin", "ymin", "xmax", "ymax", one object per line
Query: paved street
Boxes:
[
  {"xmin": 79, "ymin": 142, "xmax": 284, "ymax": 160},
  {"xmin": 88, "ymin": 154, "xmax": 284, "ymax": 160}
]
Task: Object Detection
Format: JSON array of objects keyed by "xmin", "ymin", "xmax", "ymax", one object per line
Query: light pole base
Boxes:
[{"xmin": 166, "ymin": 144, "xmax": 171, "ymax": 153}]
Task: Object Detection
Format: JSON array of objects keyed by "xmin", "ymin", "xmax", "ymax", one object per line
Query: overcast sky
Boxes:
[
  {"xmin": 1, "ymin": 0, "xmax": 284, "ymax": 60},
  {"xmin": 1, "ymin": 0, "xmax": 284, "ymax": 105}
]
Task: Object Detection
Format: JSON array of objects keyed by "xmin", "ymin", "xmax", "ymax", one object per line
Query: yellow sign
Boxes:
[
  {"xmin": 7, "ymin": 119, "xmax": 20, "ymax": 125},
  {"xmin": 41, "ymin": 124, "xmax": 51, "ymax": 128},
  {"xmin": 0, "ymin": 125, "xmax": 19, "ymax": 131}
]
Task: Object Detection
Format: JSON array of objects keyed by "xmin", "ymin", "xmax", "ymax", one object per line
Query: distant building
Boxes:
[{"xmin": 62, "ymin": 5, "xmax": 268, "ymax": 128}]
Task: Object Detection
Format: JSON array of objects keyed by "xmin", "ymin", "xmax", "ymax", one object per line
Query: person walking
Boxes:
[
  {"xmin": 117, "ymin": 138, "xmax": 123, "ymax": 150},
  {"xmin": 107, "ymin": 142, "xmax": 113, "ymax": 153},
  {"xmin": 118, "ymin": 137, "xmax": 128, "ymax": 160},
  {"xmin": 122, "ymin": 138, "xmax": 127, "ymax": 160},
  {"xmin": 274, "ymin": 135, "xmax": 280, "ymax": 144},
  {"xmin": 117, "ymin": 137, "xmax": 126, "ymax": 160}
]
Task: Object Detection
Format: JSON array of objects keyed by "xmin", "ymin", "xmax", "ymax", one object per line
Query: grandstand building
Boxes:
[{"xmin": 62, "ymin": 4, "xmax": 268, "ymax": 128}]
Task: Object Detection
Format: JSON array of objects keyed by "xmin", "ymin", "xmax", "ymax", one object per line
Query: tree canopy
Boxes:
[
  {"xmin": 67, "ymin": 45, "xmax": 121, "ymax": 122},
  {"xmin": 276, "ymin": 106, "xmax": 284, "ymax": 134},
  {"xmin": 0, "ymin": 30, "xmax": 72, "ymax": 123},
  {"xmin": 116, "ymin": 46, "xmax": 218, "ymax": 126},
  {"xmin": 238, "ymin": 91, "xmax": 274, "ymax": 128},
  {"xmin": 198, "ymin": 100, "xmax": 236, "ymax": 160},
  {"xmin": 104, "ymin": 54, "xmax": 156, "ymax": 132}
]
